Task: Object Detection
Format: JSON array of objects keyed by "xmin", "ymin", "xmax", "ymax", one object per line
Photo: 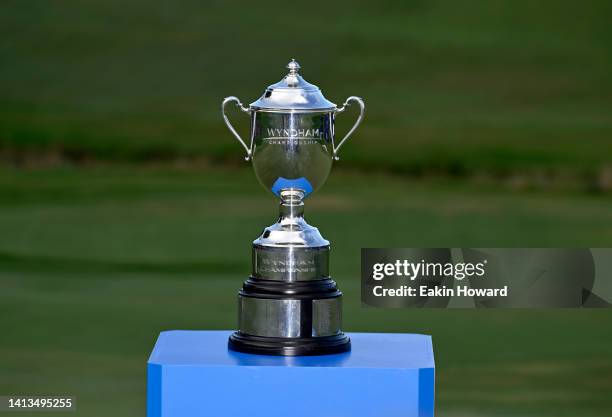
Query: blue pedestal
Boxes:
[{"xmin": 147, "ymin": 331, "xmax": 435, "ymax": 417}]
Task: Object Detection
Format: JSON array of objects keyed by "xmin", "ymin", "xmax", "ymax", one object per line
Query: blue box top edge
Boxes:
[{"xmin": 148, "ymin": 330, "xmax": 434, "ymax": 369}]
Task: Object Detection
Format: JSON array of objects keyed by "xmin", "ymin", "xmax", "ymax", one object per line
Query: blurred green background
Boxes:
[{"xmin": 1, "ymin": 1, "xmax": 611, "ymax": 416}]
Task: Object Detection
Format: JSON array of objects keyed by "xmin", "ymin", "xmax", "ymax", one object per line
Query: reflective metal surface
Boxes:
[
  {"xmin": 239, "ymin": 297, "xmax": 302, "ymax": 338},
  {"xmin": 250, "ymin": 59, "xmax": 336, "ymax": 111},
  {"xmin": 239, "ymin": 296, "xmax": 342, "ymax": 338},
  {"xmin": 222, "ymin": 60, "xmax": 362, "ymax": 354},
  {"xmin": 253, "ymin": 190, "xmax": 329, "ymax": 249},
  {"xmin": 221, "ymin": 59, "xmax": 366, "ymax": 172},
  {"xmin": 253, "ymin": 245, "xmax": 329, "ymax": 281},
  {"xmin": 252, "ymin": 111, "xmax": 333, "ymax": 198},
  {"xmin": 312, "ymin": 298, "xmax": 342, "ymax": 337},
  {"xmin": 333, "ymin": 96, "xmax": 365, "ymax": 160},
  {"xmin": 221, "ymin": 96, "xmax": 252, "ymax": 160}
]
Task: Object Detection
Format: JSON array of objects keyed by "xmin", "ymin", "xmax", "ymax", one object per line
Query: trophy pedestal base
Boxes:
[
  {"xmin": 147, "ymin": 330, "xmax": 435, "ymax": 417},
  {"xmin": 228, "ymin": 331, "xmax": 350, "ymax": 356}
]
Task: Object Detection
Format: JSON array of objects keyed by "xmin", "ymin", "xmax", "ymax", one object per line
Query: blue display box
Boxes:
[{"xmin": 147, "ymin": 331, "xmax": 435, "ymax": 417}]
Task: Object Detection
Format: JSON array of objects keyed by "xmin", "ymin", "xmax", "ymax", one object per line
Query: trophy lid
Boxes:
[{"xmin": 250, "ymin": 60, "xmax": 336, "ymax": 111}]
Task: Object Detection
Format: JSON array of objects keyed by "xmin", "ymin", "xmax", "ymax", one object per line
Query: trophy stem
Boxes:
[{"xmin": 279, "ymin": 189, "xmax": 305, "ymax": 224}]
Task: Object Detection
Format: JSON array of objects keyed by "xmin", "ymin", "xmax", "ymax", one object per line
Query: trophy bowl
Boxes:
[{"xmin": 251, "ymin": 111, "xmax": 334, "ymax": 198}]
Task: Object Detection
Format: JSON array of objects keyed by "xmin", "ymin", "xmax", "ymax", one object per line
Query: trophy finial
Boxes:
[{"xmin": 286, "ymin": 59, "xmax": 300, "ymax": 75}]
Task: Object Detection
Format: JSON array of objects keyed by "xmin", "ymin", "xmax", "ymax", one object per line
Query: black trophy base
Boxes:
[{"xmin": 228, "ymin": 331, "xmax": 351, "ymax": 356}]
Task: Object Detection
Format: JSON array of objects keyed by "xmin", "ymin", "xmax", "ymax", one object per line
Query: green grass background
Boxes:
[{"xmin": 1, "ymin": 1, "xmax": 612, "ymax": 416}]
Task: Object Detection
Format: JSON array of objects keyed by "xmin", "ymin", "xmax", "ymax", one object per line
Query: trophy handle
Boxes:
[
  {"xmin": 222, "ymin": 96, "xmax": 252, "ymax": 161},
  {"xmin": 333, "ymin": 96, "xmax": 365, "ymax": 160}
]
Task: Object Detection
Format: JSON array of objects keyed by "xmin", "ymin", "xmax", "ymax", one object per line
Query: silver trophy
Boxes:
[{"xmin": 222, "ymin": 60, "xmax": 364, "ymax": 355}]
